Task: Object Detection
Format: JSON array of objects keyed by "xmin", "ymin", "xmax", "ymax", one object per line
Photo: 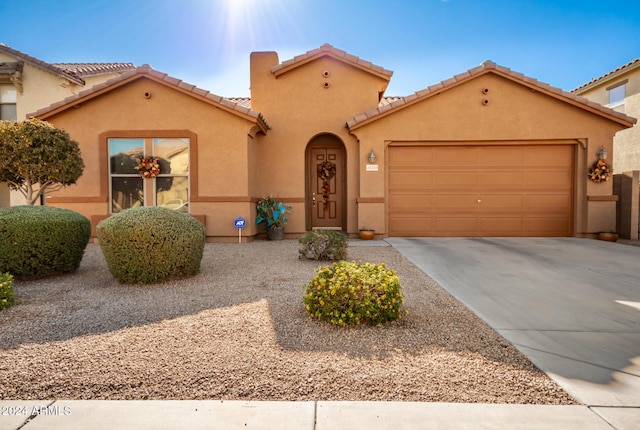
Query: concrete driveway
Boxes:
[{"xmin": 387, "ymin": 237, "xmax": 640, "ymax": 407}]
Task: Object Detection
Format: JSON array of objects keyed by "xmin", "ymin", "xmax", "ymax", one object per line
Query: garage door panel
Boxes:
[
  {"xmin": 435, "ymin": 194, "xmax": 479, "ymax": 210},
  {"xmin": 389, "ymin": 147, "xmax": 433, "ymax": 165},
  {"xmin": 388, "ymin": 144, "xmax": 574, "ymax": 237},
  {"xmin": 525, "ymin": 217, "xmax": 571, "ymax": 234},
  {"xmin": 435, "ymin": 147, "xmax": 477, "ymax": 165},
  {"xmin": 526, "ymin": 194, "xmax": 572, "ymax": 210},
  {"xmin": 525, "ymin": 146, "xmax": 573, "ymax": 165},
  {"xmin": 389, "ymin": 170, "xmax": 434, "ymax": 188},
  {"xmin": 524, "ymin": 170, "xmax": 572, "ymax": 188},
  {"xmin": 479, "ymin": 147, "xmax": 525, "ymax": 164},
  {"xmin": 389, "ymin": 216, "xmax": 433, "ymax": 234},
  {"xmin": 435, "ymin": 217, "xmax": 478, "ymax": 233},
  {"xmin": 436, "ymin": 171, "xmax": 478, "ymax": 187},
  {"xmin": 480, "ymin": 171, "xmax": 525, "ymax": 187},
  {"xmin": 479, "ymin": 194, "xmax": 524, "ymax": 209},
  {"xmin": 390, "ymin": 193, "xmax": 433, "ymax": 211}
]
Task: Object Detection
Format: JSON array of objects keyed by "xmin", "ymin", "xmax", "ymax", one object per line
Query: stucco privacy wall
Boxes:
[{"xmin": 348, "ymin": 69, "xmax": 632, "ymax": 236}]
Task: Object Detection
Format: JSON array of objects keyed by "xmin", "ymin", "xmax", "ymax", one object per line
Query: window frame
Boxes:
[
  {"xmin": 107, "ymin": 136, "xmax": 190, "ymax": 214},
  {"xmin": 607, "ymin": 80, "xmax": 627, "ymax": 108}
]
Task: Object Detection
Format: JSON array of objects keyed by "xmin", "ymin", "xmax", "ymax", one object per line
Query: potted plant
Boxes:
[
  {"xmin": 598, "ymin": 231, "xmax": 619, "ymax": 242},
  {"xmin": 358, "ymin": 228, "xmax": 375, "ymax": 240},
  {"xmin": 256, "ymin": 195, "xmax": 291, "ymax": 240}
]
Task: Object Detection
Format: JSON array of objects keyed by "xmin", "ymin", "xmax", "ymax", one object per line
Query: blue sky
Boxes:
[{"xmin": 1, "ymin": 0, "xmax": 639, "ymax": 97}]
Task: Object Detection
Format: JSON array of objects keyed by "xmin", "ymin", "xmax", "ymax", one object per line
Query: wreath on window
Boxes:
[
  {"xmin": 135, "ymin": 156, "xmax": 161, "ymax": 178},
  {"xmin": 317, "ymin": 161, "xmax": 336, "ymax": 210},
  {"xmin": 588, "ymin": 159, "xmax": 612, "ymax": 183}
]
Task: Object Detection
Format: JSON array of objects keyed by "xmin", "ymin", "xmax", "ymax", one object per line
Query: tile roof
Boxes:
[
  {"xmin": 31, "ymin": 64, "xmax": 269, "ymax": 133},
  {"xmin": 271, "ymin": 43, "xmax": 393, "ymax": 81},
  {"xmin": 0, "ymin": 43, "xmax": 134, "ymax": 86},
  {"xmin": 572, "ymin": 58, "xmax": 640, "ymax": 93},
  {"xmin": 347, "ymin": 60, "xmax": 636, "ymax": 130},
  {"xmin": 52, "ymin": 63, "xmax": 136, "ymax": 77}
]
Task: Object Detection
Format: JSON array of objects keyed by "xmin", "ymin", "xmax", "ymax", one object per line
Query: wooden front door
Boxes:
[{"xmin": 307, "ymin": 137, "xmax": 345, "ymax": 230}]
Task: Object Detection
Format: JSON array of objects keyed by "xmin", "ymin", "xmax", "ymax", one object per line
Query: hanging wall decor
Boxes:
[
  {"xmin": 135, "ymin": 156, "xmax": 161, "ymax": 178},
  {"xmin": 317, "ymin": 161, "xmax": 336, "ymax": 210},
  {"xmin": 588, "ymin": 159, "xmax": 612, "ymax": 183}
]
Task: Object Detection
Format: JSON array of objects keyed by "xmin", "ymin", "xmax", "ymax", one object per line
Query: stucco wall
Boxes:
[
  {"xmin": 250, "ymin": 52, "xmax": 390, "ymax": 235},
  {"xmin": 41, "ymin": 77, "xmax": 261, "ymax": 239}
]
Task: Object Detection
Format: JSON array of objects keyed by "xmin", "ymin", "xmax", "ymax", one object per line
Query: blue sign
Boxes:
[{"xmin": 234, "ymin": 217, "xmax": 247, "ymax": 229}]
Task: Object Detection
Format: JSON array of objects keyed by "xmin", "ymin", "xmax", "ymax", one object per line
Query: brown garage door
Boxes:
[{"xmin": 388, "ymin": 144, "xmax": 574, "ymax": 237}]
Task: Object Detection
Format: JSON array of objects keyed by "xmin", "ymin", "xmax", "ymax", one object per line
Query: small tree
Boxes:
[{"xmin": 0, "ymin": 118, "xmax": 84, "ymax": 205}]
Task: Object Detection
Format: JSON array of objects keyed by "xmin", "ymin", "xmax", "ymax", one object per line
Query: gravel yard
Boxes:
[{"xmin": 0, "ymin": 240, "xmax": 575, "ymax": 403}]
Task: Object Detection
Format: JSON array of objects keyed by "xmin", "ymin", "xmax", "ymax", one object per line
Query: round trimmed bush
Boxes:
[
  {"xmin": 97, "ymin": 207, "xmax": 205, "ymax": 284},
  {"xmin": 303, "ymin": 260, "xmax": 405, "ymax": 326},
  {"xmin": 0, "ymin": 206, "xmax": 91, "ymax": 278}
]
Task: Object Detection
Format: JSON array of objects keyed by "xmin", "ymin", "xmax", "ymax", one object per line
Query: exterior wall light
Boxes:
[
  {"xmin": 597, "ymin": 146, "xmax": 608, "ymax": 160},
  {"xmin": 368, "ymin": 150, "xmax": 377, "ymax": 164}
]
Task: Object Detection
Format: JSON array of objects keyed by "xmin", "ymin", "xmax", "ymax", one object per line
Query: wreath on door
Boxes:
[{"xmin": 317, "ymin": 161, "xmax": 336, "ymax": 210}]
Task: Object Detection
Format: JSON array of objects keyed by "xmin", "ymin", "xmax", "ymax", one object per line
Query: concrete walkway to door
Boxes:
[{"xmin": 387, "ymin": 237, "xmax": 640, "ymax": 409}]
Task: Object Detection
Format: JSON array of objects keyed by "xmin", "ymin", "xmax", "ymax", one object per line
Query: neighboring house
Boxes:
[
  {"xmin": 0, "ymin": 43, "xmax": 135, "ymax": 206},
  {"xmin": 572, "ymin": 58, "xmax": 640, "ymax": 173},
  {"xmin": 31, "ymin": 44, "xmax": 635, "ymax": 240}
]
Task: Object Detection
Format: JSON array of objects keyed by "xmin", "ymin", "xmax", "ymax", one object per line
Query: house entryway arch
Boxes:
[{"xmin": 305, "ymin": 134, "xmax": 346, "ymax": 231}]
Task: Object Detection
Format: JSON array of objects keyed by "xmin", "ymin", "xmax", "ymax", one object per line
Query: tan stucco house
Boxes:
[
  {"xmin": 572, "ymin": 58, "xmax": 640, "ymax": 173},
  {"xmin": 30, "ymin": 44, "xmax": 636, "ymax": 240},
  {"xmin": 0, "ymin": 43, "xmax": 135, "ymax": 206}
]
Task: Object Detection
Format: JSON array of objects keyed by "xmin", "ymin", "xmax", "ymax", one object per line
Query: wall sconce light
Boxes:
[
  {"xmin": 597, "ymin": 146, "xmax": 608, "ymax": 160},
  {"xmin": 368, "ymin": 150, "xmax": 377, "ymax": 164}
]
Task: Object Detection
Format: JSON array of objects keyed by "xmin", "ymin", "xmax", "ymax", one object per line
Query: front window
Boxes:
[
  {"xmin": 0, "ymin": 85, "xmax": 17, "ymax": 121},
  {"xmin": 108, "ymin": 137, "xmax": 190, "ymax": 213}
]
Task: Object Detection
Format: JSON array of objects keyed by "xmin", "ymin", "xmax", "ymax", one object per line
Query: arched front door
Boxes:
[{"xmin": 306, "ymin": 135, "xmax": 346, "ymax": 230}]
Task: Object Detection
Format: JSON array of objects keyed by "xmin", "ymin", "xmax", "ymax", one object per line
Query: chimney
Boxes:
[{"xmin": 249, "ymin": 51, "xmax": 279, "ymax": 111}]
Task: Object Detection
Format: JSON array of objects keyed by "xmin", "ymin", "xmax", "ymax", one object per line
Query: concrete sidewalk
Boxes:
[{"xmin": 2, "ymin": 400, "xmax": 639, "ymax": 429}]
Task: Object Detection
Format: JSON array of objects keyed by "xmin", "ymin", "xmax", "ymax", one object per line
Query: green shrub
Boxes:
[
  {"xmin": 298, "ymin": 229, "xmax": 348, "ymax": 261},
  {"xmin": 97, "ymin": 206, "xmax": 205, "ymax": 284},
  {"xmin": 303, "ymin": 260, "xmax": 404, "ymax": 326},
  {"xmin": 0, "ymin": 272, "xmax": 14, "ymax": 310},
  {"xmin": 0, "ymin": 206, "xmax": 91, "ymax": 278}
]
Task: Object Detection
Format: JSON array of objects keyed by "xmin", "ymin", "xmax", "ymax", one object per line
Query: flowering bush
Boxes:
[
  {"xmin": 588, "ymin": 159, "xmax": 612, "ymax": 183},
  {"xmin": 0, "ymin": 272, "xmax": 14, "ymax": 311},
  {"xmin": 303, "ymin": 260, "xmax": 404, "ymax": 326},
  {"xmin": 135, "ymin": 156, "xmax": 160, "ymax": 178}
]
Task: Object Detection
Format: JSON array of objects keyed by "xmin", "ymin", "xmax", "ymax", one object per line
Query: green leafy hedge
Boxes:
[
  {"xmin": 298, "ymin": 230, "xmax": 348, "ymax": 261},
  {"xmin": 0, "ymin": 272, "xmax": 14, "ymax": 310},
  {"xmin": 303, "ymin": 260, "xmax": 405, "ymax": 326},
  {"xmin": 97, "ymin": 207, "xmax": 205, "ymax": 284},
  {"xmin": 0, "ymin": 206, "xmax": 91, "ymax": 278}
]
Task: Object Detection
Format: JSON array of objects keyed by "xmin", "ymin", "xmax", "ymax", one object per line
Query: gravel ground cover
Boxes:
[{"xmin": 0, "ymin": 241, "xmax": 575, "ymax": 403}]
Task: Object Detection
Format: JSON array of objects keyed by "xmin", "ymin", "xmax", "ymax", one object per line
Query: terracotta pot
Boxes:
[
  {"xmin": 358, "ymin": 230, "xmax": 375, "ymax": 240},
  {"xmin": 598, "ymin": 232, "xmax": 618, "ymax": 242}
]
